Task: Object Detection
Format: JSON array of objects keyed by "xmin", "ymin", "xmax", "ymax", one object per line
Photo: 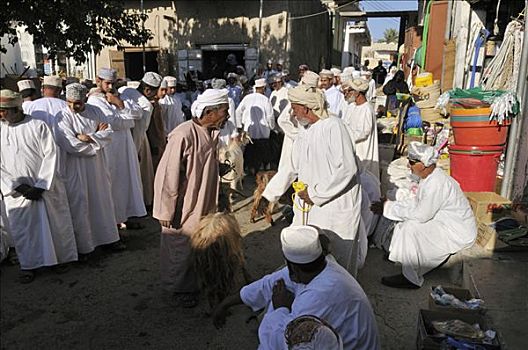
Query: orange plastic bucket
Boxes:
[{"xmin": 450, "ymin": 107, "xmax": 511, "ymax": 146}]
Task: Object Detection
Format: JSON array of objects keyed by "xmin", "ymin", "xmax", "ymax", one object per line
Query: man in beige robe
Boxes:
[{"xmin": 153, "ymin": 89, "xmax": 229, "ymax": 308}]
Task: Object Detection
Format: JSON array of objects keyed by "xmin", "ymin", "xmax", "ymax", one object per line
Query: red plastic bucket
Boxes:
[
  {"xmin": 450, "ymin": 107, "xmax": 511, "ymax": 146},
  {"xmin": 449, "ymin": 145, "xmax": 503, "ymax": 192}
]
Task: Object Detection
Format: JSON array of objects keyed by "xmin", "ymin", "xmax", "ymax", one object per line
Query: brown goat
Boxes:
[{"xmin": 250, "ymin": 171, "xmax": 294, "ymax": 225}]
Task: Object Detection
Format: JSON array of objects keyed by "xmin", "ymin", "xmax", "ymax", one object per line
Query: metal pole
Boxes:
[
  {"xmin": 257, "ymin": 0, "xmax": 264, "ymax": 69},
  {"xmin": 501, "ymin": 0, "xmax": 528, "ymax": 199},
  {"xmin": 141, "ymin": 0, "xmax": 146, "ymax": 74}
]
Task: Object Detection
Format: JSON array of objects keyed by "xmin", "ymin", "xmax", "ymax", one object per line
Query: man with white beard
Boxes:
[
  {"xmin": 0, "ymin": 89, "xmax": 77, "ymax": 283},
  {"xmin": 55, "ymin": 83, "xmax": 125, "ymax": 255},
  {"xmin": 87, "ymin": 68, "xmax": 147, "ymax": 228},
  {"xmin": 262, "ymin": 71, "xmax": 320, "ymax": 203},
  {"xmin": 159, "ymin": 76, "xmax": 185, "ymax": 135},
  {"xmin": 287, "ymin": 85, "xmax": 364, "ymax": 274}
]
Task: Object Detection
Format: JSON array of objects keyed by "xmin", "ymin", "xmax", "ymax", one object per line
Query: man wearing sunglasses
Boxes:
[{"xmin": 371, "ymin": 142, "xmax": 477, "ymax": 289}]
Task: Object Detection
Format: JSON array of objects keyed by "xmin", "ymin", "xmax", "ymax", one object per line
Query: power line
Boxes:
[{"xmin": 289, "ymin": 0, "xmax": 360, "ymax": 20}]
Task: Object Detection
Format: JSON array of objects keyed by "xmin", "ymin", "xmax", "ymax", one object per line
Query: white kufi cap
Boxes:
[
  {"xmin": 164, "ymin": 76, "xmax": 177, "ymax": 87},
  {"xmin": 43, "ymin": 76, "xmax": 62, "ymax": 88},
  {"xmin": 254, "ymin": 78, "xmax": 267, "ymax": 88},
  {"xmin": 66, "ymin": 83, "xmax": 87, "ymax": 101},
  {"xmin": 408, "ymin": 141, "xmax": 439, "ymax": 167},
  {"xmin": 281, "ymin": 226, "xmax": 322, "ymax": 264},
  {"xmin": 17, "ymin": 79, "xmax": 35, "ymax": 92},
  {"xmin": 319, "ymin": 69, "xmax": 334, "ymax": 78},
  {"xmin": 141, "ymin": 72, "xmax": 163, "ymax": 88},
  {"xmin": 98, "ymin": 68, "xmax": 117, "ymax": 81},
  {"xmin": 330, "ymin": 68, "xmax": 342, "ymax": 77}
]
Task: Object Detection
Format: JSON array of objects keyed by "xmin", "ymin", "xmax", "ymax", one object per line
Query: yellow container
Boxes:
[{"xmin": 415, "ymin": 72, "xmax": 433, "ymax": 87}]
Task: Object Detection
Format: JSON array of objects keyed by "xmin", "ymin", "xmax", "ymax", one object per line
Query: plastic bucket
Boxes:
[
  {"xmin": 449, "ymin": 145, "xmax": 503, "ymax": 192},
  {"xmin": 450, "ymin": 107, "xmax": 511, "ymax": 146}
]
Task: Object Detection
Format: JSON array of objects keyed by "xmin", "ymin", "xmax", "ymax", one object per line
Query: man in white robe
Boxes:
[
  {"xmin": 282, "ymin": 70, "xmax": 298, "ymax": 89},
  {"xmin": 319, "ymin": 70, "xmax": 346, "ymax": 118},
  {"xmin": 159, "ymin": 76, "xmax": 185, "ymax": 134},
  {"xmin": 87, "ymin": 68, "xmax": 147, "ymax": 227},
  {"xmin": 0, "ymin": 89, "xmax": 77, "ymax": 282},
  {"xmin": 17, "ymin": 79, "xmax": 38, "ymax": 112},
  {"xmin": 55, "ymin": 84, "xmax": 124, "ymax": 255},
  {"xmin": 342, "ymin": 78, "xmax": 380, "ymax": 179},
  {"xmin": 287, "ymin": 85, "xmax": 364, "ymax": 273},
  {"xmin": 212, "ymin": 79, "xmax": 238, "ymax": 146},
  {"xmin": 262, "ymin": 71, "xmax": 320, "ymax": 203},
  {"xmin": 213, "ymin": 226, "xmax": 380, "ymax": 350},
  {"xmin": 372, "ymin": 142, "xmax": 477, "ymax": 288},
  {"xmin": 236, "ymin": 78, "xmax": 275, "ymax": 174},
  {"xmin": 362, "ymin": 71, "xmax": 377, "ymax": 103},
  {"xmin": 119, "ymin": 72, "xmax": 162, "ymax": 207}
]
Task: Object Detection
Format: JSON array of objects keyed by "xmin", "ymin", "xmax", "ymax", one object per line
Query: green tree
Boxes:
[
  {"xmin": 1, "ymin": 0, "xmax": 152, "ymax": 62},
  {"xmin": 380, "ymin": 28, "xmax": 398, "ymax": 44}
]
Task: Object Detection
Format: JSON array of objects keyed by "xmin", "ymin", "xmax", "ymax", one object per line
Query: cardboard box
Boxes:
[
  {"xmin": 465, "ymin": 192, "xmax": 511, "ymax": 224},
  {"xmin": 475, "ymin": 221, "xmax": 509, "ymax": 251},
  {"xmin": 428, "ymin": 287, "xmax": 484, "ymax": 315},
  {"xmin": 416, "ymin": 309, "xmax": 501, "ymax": 350}
]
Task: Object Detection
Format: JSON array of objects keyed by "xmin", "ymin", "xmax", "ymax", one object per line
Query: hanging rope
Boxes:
[{"xmin": 481, "ymin": 19, "xmax": 524, "ymax": 91}]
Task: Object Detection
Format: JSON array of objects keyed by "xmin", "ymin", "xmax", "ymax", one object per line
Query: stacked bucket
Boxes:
[{"xmin": 448, "ymin": 107, "xmax": 510, "ymax": 192}]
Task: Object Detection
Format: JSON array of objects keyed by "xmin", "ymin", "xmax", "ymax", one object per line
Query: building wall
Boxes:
[{"xmin": 96, "ymin": 0, "xmax": 329, "ymax": 80}]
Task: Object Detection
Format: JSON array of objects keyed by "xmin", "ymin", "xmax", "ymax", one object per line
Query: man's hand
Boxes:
[
  {"xmin": 370, "ymin": 197, "xmax": 387, "ymax": 215},
  {"xmin": 106, "ymin": 92, "xmax": 125, "ymax": 109},
  {"xmin": 23, "ymin": 187, "xmax": 45, "ymax": 200},
  {"xmin": 159, "ymin": 220, "xmax": 172, "ymax": 228},
  {"xmin": 77, "ymin": 134, "xmax": 93, "ymax": 143},
  {"xmin": 96, "ymin": 122, "xmax": 109, "ymax": 132},
  {"xmin": 15, "ymin": 184, "xmax": 32, "ymax": 195},
  {"xmin": 297, "ymin": 189, "xmax": 314, "ymax": 206},
  {"xmin": 272, "ymin": 279, "xmax": 294, "ymax": 311}
]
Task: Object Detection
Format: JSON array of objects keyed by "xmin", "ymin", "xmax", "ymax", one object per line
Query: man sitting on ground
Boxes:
[
  {"xmin": 371, "ymin": 142, "xmax": 477, "ymax": 289},
  {"xmin": 212, "ymin": 225, "xmax": 380, "ymax": 350}
]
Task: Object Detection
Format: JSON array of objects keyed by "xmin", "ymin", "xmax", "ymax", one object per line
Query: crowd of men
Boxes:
[{"xmin": 0, "ymin": 57, "xmax": 477, "ymax": 349}]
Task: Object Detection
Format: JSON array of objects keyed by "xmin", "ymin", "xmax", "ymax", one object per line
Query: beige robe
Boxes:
[{"xmin": 153, "ymin": 120, "xmax": 219, "ymax": 293}]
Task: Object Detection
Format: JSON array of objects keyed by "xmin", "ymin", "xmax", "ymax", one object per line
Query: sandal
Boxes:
[
  {"xmin": 174, "ymin": 293, "xmax": 199, "ymax": 308},
  {"xmin": 18, "ymin": 270, "xmax": 35, "ymax": 284}
]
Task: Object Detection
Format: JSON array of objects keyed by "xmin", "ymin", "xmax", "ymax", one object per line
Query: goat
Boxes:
[
  {"xmin": 218, "ymin": 132, "xmax": 252, "ymax": 212},
  {"xmin": 190, "ymin": 213, "xmax": 250, "ymax": 310},
  {"xmin": 250, "ymin": 170, "xmax": 294, "ymax": 225}
]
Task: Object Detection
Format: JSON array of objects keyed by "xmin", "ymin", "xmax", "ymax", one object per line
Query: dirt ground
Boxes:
[{"xmin": 1, "ymin": 180, "xmax": 445, "ymax": 350}]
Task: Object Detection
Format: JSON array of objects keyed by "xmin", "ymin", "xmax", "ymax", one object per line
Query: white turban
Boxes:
[
  {"xmin": 286, "ymin": 315, "xmax": 343, "ymax": 350},
  {"xmin": 191, "ymin": 89, "xmax": 228, "ymax": 118},
  {"xmin": 0, "ymin": 89, "xmax": 22, "ymax": 108},
  {"xmin": 142, "ymin": 72, "xmax": 162, "ymax": 88},
  {"xmin": 66, "ymin": 83, "xmax": 87, "ymax": 101},
  {"xmin": 408, "ymin": 141, "xmax": 439, "ymax": 167},
  {"xmin": 281, "ymin": 226, "xmax": 323, "ymax": 264},
  {"xmin": 300, "ymin": 71, "xmax": 320, "ymax": 88},
  {"xmin": 98, "ymin": 68, "xmax": 117, "ymax": 81},
  {"xmin": 17, "ymin": 79, "xmax": 35, "ymax": 92},
  {"xmin": 160, "ymin": 79, "xmax": 168, "ymax": 89},
  {"xmin": 288, "ymin": 86, "xmax": 329, "ymax": 120}
]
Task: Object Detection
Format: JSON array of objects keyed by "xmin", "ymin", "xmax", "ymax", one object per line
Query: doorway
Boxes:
[{"xmin": 124, "ymin": 51, "xmax": 159, "ymax": 80}]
